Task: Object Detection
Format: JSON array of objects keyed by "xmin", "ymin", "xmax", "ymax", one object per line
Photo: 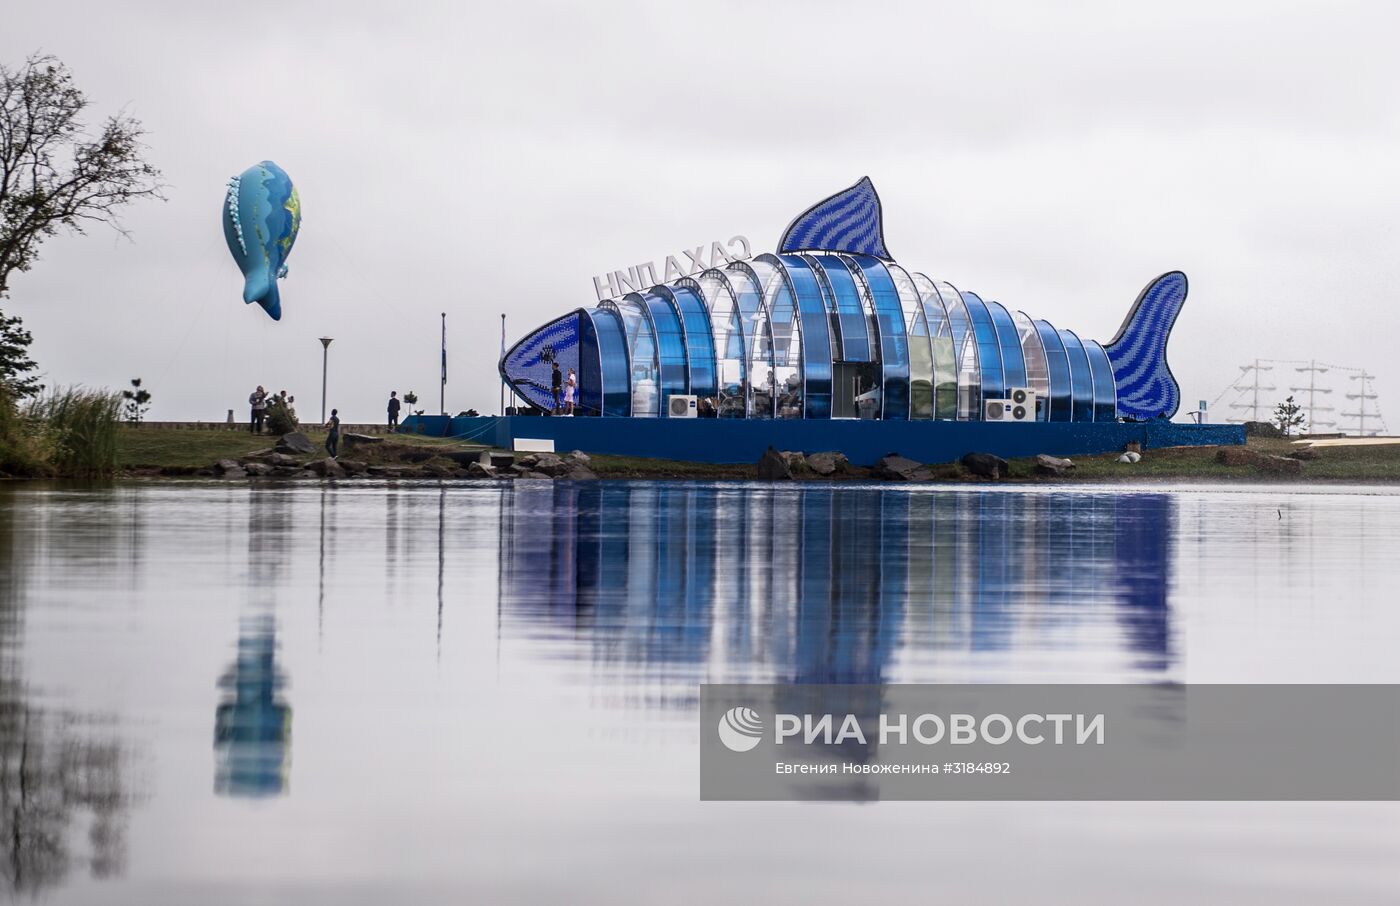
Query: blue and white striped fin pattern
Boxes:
[
  {"xmin": 778, "ymin": 177, "xmax": 891, "ymax": 259},
  {"xmin": 1104, "ymin": 272, "xmax": 1187, "ymax": 420},
  {"xmin": 501, "ymin": 313, "xmax": 581, "ymax": 411}
]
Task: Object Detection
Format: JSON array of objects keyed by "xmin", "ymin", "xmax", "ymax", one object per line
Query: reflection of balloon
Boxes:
[{"xmin": 223, "ymin": 160, "xmax": 300, "ymax": 321}]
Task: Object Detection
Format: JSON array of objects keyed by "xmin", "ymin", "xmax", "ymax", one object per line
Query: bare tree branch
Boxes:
[{"xmin": 0, "ymin": 52, "xmax": 165, "ymax": 300}]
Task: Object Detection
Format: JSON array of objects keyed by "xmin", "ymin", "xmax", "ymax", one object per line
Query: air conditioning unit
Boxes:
[
  {"xmin": 984, "ymin": 393, "xmax": 1036, "ymax": 422},
  {"xmin": 1006, "ymin": 388, "xmax": 1037, "ymax": 422},
  {"xmin": 669, "ymin": 395, "xmax": 698, "ymax": 418}
]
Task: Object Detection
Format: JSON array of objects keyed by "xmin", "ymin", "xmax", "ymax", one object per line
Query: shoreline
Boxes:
[{"xmin": 5, "ymin": 426, "xmax": 1396, "ymax": 485}]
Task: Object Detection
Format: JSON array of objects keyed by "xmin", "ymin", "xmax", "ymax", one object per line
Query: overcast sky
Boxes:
[{"xmin": 3, "ymin": 0, "xmax": 1397, "ymax": 428}]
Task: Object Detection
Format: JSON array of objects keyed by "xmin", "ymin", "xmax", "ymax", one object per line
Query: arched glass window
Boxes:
[
  {"xmin": 885, "ymin": 263, "xmax": 933, "ymax": 419},
  {"xmin": 653, "ymin": 285, "xmax": 717, "ymax": 405},
  {"xmin": 748, "ymin": 258, "xmax": 807, "ymax": 419},
  {"xmin": 960, "ymin": 292, "xmax": 1004, "ymax": 418},
  {"xmin": 637, "ymin": 291, "xmax": 688, "ymax": 417},
  {"xmin": 725, "ymin": 263, "xmax": 775, "ymax": 419},
  {"xmin": 803, "ymin": 254, "xmax": 870, "ymax": 362},
  {"xmin": 1058, "ymin": 329, "xmax": 1095, "ymax": 422},
  {"xmin": 843, "ymin": 255, "xmax": 911, "ymax": 421},
  {"xmin": 1033, "ymin": 319, "xmax": 1072, "ymax": 422},
  {"xmin": 768, "ymin": 255, "xmax": 832, "ymax": 419},
  {"xmin": 915, "ymin": 275, "xmax": 972, "ymax": 419},
  {"xmin": 686, "ymin": 271, "xmax": 747, "ymax": 418},
  {"xmin": 584, "ymin": 307, "xmax": 630, "ymax": 417},
  {"xmin": 1084, "ymin": 340, "xmax": 1118, "ymax": 422},
  {"xmin": 986, "ymin": 300, "xmax": 1028, "ymax": 393},
  {"xmin": 606, "ymin": 296, "xmax": 660, "ymax": 418},
  {"xmin": 1013, "ymin": 310, "xmax": 1050, "ymax": 420}
]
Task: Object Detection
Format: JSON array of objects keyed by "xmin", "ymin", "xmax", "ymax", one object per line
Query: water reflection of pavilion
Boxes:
[{"xmin": 498, "ymin": 485, "xmax": 1174, "ymax": 692}]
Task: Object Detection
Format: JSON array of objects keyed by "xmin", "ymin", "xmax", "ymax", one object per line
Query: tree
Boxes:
[
  {"xmin": 1273, "ymin": 395, "xmax": 1306, "ymax": 436},
  {"xmin": 0, "ymin": 308, "xmax": 39, "ymax": 397},
  {"xmin": 120, "ymin": 377, "xmax": 150, "ymax": 423},
  {"xmin": 1, "ymin": 53, "xmax": 164, "ymax": 300}
]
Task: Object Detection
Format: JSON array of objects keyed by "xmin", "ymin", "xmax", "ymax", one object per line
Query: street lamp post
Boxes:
[{"xmin": 319, "ymin": 337, "xmax": 333, "ymax": 423}]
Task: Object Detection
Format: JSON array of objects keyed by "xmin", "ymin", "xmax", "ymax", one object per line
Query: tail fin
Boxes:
[{"xmin": 1104, "ymin": 271, "xmax": 1187, "ymax": 420}]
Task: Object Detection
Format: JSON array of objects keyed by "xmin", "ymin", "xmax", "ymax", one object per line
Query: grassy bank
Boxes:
[
  {"xmin": 116, "ymin": 426, "xmax": 465, "ymax": 470},
  {"xmin": 106, "ymin": 426, "xmax": 1400, "ymax": 484}
]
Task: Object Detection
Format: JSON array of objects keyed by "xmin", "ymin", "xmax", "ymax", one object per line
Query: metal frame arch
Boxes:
[
  {"xmin": 726, "ymin": 259, "xmax": 780, "ymax": 419},
  {"xmin": 883, "ymin": 261, "xmax": 935, "ymax": 419},
  {"xmin": 680, "ymin": 271, "xmax": 747, "ymax": 415},
  {"xmin": 583, "ymin": 305, "xmax": 632, "ymax": 416}
]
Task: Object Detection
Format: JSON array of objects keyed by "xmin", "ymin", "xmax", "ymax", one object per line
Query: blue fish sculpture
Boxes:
[
  {"xmin": 501, "ymin": 177, "xmax": 1186, "ymax": 423},
  {"xmin": 223, "ymin": 161, "xmax": 301, "ymax": 321}
]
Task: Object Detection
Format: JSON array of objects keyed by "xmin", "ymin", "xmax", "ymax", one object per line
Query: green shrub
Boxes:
[
  {"xmin": 26, "ymin": 387, "xmax": 121, "ymax": 478},
  {"xmin": 265, "ymin": 402, "xmax": 298, "ymax": 436},
  {"xmin": 0, "ymin": 382, "xmax": 51, "ymax": 476}
]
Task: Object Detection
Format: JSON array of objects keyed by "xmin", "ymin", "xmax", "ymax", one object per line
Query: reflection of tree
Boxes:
[{"xmin": 0, "ymin": 487, "xmax": 139, "ymax": 896}]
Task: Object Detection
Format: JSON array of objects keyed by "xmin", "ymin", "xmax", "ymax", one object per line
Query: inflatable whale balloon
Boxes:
[{"xmin": 223, "ymin": 161, "xmax": 301, "ymax": 320}]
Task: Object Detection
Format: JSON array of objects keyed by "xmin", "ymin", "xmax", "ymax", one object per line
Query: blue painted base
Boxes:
[{"xmin": 397, "ymin": 416, "xmax": 1244, "ymax": 467}]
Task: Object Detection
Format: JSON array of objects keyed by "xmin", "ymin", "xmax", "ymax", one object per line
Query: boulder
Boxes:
[
  {"xmin": 568, "ymin": 450, "xmax": 592, "ymax": 464},
  {"xmin": 560, "ymin": 463, "xmax": 598, "ymax": 480},
  {"xmin": 212, "ymin": 458, "xmax": 244, "ymax": 476},
  {"xmin": 274, "ymin": 432, "xmax": 316, "ymax": 455},
  {"xmin": 341, "ymin": 433, "xmax": 383, "ymax": 450},
  {"xmin": 337, "ymin": 459, "xmax": 369, "ymax": 474},
  {"xmin": 761, "ymin": 448, "xmax": 806, "ymax": 481},
  {"xmin": 1116, "ymin": 451, "xmax": 1142, "ymax": 464},
  {"xmin": 874, "ymin": 454, "xmax": 932, "ymax": 481},
  {"xmin": 1244, "ymin": 421, "xmax": 1284, "ymax": 438},
  {"xmin": 1215, "ymin": 447, "xmax": 1259, "ymax": 467},
  {"xmin": 806, "ymin": 451, "xmax": 850, "ymax": 477},
  {"xmin": 241, "ymin": 462, "xmax": 274, "ymax": 477},
  {"xmin": 308, "ymin": 457, "xmax": 346, "ymax": 479},
  {"xmin": 757, "ymin": 446, "xmax": 795, "ymax": 480},
  {"xmin": 467, "ymin": 461, "xmax": 498, "ymax": 479},
  {"xmin": 960, "ymin": 452, "xmax": 1009, "ymax": 480},
  {"xmin": 267, "ymin": 452, "xmax": 301, "ymax": 467},
  {"xmin": 1258, "ymin": 454, "xmax": 1304, "ymax": 476},
  {"xmin": 1034, "ymin": 453, "xmax": 1075, "ymax": 477},
  {"xmin": 218, "ymin": 466, "xmax": 248, "ymax": 479},
  {"xmin": 529, "ymin": 453, "xmax": 571, "ymax": 477}
]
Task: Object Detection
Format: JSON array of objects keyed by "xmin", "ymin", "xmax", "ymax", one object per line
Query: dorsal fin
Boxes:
[
  {"xmin": 1105, "ymin": 271, "xmax": 1188, "ymax": 420},
  {"xmin": 778, "ymin": 177, "xmax": 891, "ymax": 259}
]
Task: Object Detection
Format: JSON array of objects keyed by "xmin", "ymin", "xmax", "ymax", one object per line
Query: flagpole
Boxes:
[{"xmin": 440, "ymin": 312, "xmax": 447, "ymax": 416}]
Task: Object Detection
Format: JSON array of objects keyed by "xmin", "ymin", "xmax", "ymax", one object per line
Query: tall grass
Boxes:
[
  {"xmin": 25, "ymin": 387, "xmax": 122, "ymax": 478},
  {"xmin": 0, "ymin": 383, "xmax": 52, "ymax": 476}
]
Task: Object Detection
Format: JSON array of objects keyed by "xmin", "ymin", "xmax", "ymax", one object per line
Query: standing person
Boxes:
[
  {"xmin": 325, "ymin": 408, "xmax": 341, "ymax": 459},
  {"xmin": 387, "ymin": 391, "xmax": 401, "ymax": 431},
  {"xmin": 563, "ymin": 368, "xmax": 577, "ymax": 415},
  {"xmin": 248, "ymin": 385, "xmax": 267, "ymax": 433},
  {"xmin": 550, "ymin": 362, "xmax": 562, "ymax": 414}
]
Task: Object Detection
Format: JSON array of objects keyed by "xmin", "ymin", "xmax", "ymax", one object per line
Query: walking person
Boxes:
[
  {"xmin": 550, "ymin": 362, "xmax": 563, "ymax": 414},
  {"xmin": 387, "ymin": 391, "xmax": 401, "ymax": 431},
  {"xmin": 563, "ymin": 368, "xmax": 577, "ymax": 416},
  {"xmin": 325, "ymin": 408, "xmax": 341, "ymax": 459},
  {"xmin": 249, "ymin": 385, "xmax": 267, "ymax": 433}
]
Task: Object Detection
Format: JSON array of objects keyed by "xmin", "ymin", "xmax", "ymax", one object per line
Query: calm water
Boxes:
[{"xmin": 1, "ymin": 480, "xmax": 1397, "ymax": 904}]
